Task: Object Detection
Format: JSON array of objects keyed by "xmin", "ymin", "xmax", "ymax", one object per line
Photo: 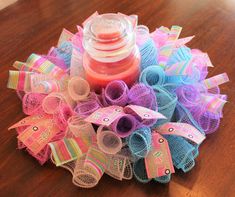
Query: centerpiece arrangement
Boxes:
[{"xmin": 7, "ymin": 12, "xmax": 229, "ymax": 188}]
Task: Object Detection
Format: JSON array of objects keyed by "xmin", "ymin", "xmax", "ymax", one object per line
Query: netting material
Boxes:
[
  {"xmin": 139, "ymin": 65, "xmax": 165, "ymax": 87},
  {"xmin": 103, "ymin": 80, "xmax": 129, "ymax": 106},
  {"xmin": 164, "ymin": 135, "xmax": 195, "ymax": 172},
  {"xmin": 110, "ymin": 114, "xmax": 137, "ymax": 138},
  {"xmin": 74, "ymin": 94, "xmax": 101, "ymax": 117},
  {"xmin": 105, "ymin": 154, "xmax": 133, "ymax": 180},
  {"xmin": 68, "ymin": 77, "xmax": 90, "ymax": 101},
  {"xmin": 53, "ymin": 103, "xmax": 73, "ymax": 131},
  {"xmin": 128, "ymin": 127, "xmax": 152, "ymax": 158},
  {"xmin": 153, "ymin": 174, "xmax": 171, "ymax": 184},
  {"xmin": 23, "ymin": 93, "xmax": 46, "ymax": 115},
  {"xmin": 152, "ymin": 86, "xmax": 177, "ymax": 127},
  {"xmin": 133, "ymin": 158, "xmax": 151, "ymax": 183},
  {"xmin": 128, "ymin": 83, "xmax": 157, "ymax": 111},
  {"xmin": 42, "ymin": 92, "xmax": 75, "ymax": 114},
  {"xmin": 97, "ymin": 126, "xmax": 122, "ymax": 155}
]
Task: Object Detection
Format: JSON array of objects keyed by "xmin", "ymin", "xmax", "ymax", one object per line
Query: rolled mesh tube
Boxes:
[
  {"xmin": 72, "ymin": 155, "xmax": 99, "ymax": 188},
  {"xmin": 198, "ymin": 111, "xmax": 220, "ymax": 134},
  {"xmin": 128, "ymin": 127, "xmax": 152, "ymax": 158},
  {"xmin": 105, "ymin": 154, "xmax": 132, "ymax": 180},
  {"xmin": 176, "ymin": 85, "xmax": 201, "ymax": 108},
  {"xmin": 103, "ymin": 80, "xmax": 129, "ymax": 106},
  {"xmin": 42, "ymin": 91, "xmax": 75, "ymax": 114},
  {"xmin": 133, "ymin": 158, "xmax": 151, "ymax": 183},
  {"xmin": 153, "ymin": 174, "xmax": 171, "ymax": 184},
  {"xmin": 68, "ymin": 77, "xmax": 90, "ymax": 101},
  {"xmin": 23, "ymin": 93, "xmax": 46, "ymax": 115},
  {"xmin": 74, "ymin": 96, "xmax": 101, "ymax": 117},
  {"xmin": 128, "ymin": 83, "xmax": 157, "ymax": 110},
  {"xmin": 164, "ymin": 135, "xmax": 196, "ymax": 173},
  {"xmin": 73, "ymin": 147, "xmax": 107, "ymax": 188},
  {"xmin": 67, "ymin": 116, "xmax": 95, "ymax": 140},
  {"xmin": 97, "ymin": 125, "xmax": 122, "ymax": 155},
  {"xmin": 139, "ymin": 65, "xmax": 165, "ymax": 87},
  {"xmin": 110, "ymin": 114, "xmax": 137, "ymax": 138},
  {"xmin": 152, "ymin": 86, "xmax": 177, "ymax": 127}
]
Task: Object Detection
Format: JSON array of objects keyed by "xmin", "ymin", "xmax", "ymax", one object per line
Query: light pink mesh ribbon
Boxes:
[
  {"xmin": 42, "ymin": 91, "xmax": 75, "ymax": 114},
  {"xmin": 68, "ymin": 77, "xmax": 90, "ymax": 101},
  {"xmin": 97, "ymin": 125, "xmax": 122, "ymax": 155}
]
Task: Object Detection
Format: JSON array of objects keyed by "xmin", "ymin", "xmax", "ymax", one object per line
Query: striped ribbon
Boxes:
[
  {"xmin": 49, "ymin": 137, "xmax": 88, "ymax": 166},
  {"xmin": 158, "ymin": 26, "xmax": 170, "ymax": 34},
  {"xmin": 165, "ymin": 61, "xmax": 192, "ymax": 76},
  {"xmin": 57, "ymin": 28, "xmax": 74, "ymax": 47},
  {"xmin": 168, "ymin": 26, "xmax": 182, "ymax": 41},
  {"xmin": 7, "ymin": 70, "xmax": 32, "ymax": 91},
  {"xmin": 158, "ymin": 44, "xmax": 175, "ymax": 67},
  {"xmin": 84, "ymin": 146, "xmax": 107, "ymax": 178},
  {"xmin": 12, "ymin": 61, "xmax": 37, "ymax": 72},
  {"xmin": 25, "ymin": 54, "xmax": 67, "ymax": 79},
  {"xmin": 202, "ymin": 94, "xmax": 227, "ymax": 114},
  {"xmin": 202, "ymin": 73, "xmax": 229, "ymax": 89}
]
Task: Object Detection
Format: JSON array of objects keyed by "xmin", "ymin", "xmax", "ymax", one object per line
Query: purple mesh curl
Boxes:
[
  {"xmin": 103, "ymin": 80, "xmax": 129, "ymax": 106},
  {"xmin": 110, "ymin": 114, "xmax": 137, "ymax": 138},
  {"xmin": 198, "ymin": 111, "xmax": 220, "ymax": 134},
  {"xmin": 128, "ymin": 83, "xmax": 157, "ymax": 111},
  {"xmin": 176, "ymin": 85, "xmax": 201, "ymax": 108}
]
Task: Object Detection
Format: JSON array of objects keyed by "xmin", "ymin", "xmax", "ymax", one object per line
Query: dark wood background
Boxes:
[{"xmin": 0, "ymin": 0, "xmax": 235, "ymax": 196}]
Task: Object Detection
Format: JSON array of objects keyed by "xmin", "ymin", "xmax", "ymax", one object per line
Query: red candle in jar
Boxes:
[{"xmin": 82, "ymin": 13, "xmax": 140, "ymax": 92}]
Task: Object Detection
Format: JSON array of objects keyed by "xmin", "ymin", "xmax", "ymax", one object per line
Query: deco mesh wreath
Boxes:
[{"xmin": 7, "ymin": 12, "xmax": 229, "ymax": 188}]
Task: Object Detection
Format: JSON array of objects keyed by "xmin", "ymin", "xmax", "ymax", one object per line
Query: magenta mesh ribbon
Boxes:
[
  {"xmin": 53, "ymin": 103, "xmax": 73, "ymax": 131},
  {"xmin": 103, "ymin": 80, "xmax": 129, "ymax": 107},
  {"xmin": 110, "ymin": 114, "xmax": 137, "ymax": 138},
  {"xmin": 23, "ymin": 93, "xmax": 46, "ymax": 115},
  {"xmin": 128, "ymin": 83, "xmax": 157, "ymax": 111}
]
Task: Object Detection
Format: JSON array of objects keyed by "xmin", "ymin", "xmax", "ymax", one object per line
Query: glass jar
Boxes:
[{"xmin": 82, "ymin": 13, "xmax": 140, "ymax": 92}]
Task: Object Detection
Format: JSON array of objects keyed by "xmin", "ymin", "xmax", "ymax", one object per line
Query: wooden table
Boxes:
[{"xmin": 0, "ymin": 0, "xmax": 234, "ymax": 196}]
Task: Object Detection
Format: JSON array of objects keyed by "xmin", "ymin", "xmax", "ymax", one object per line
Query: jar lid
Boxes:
[
  {"xmin": 83, "ymin": 13, "xmax": 137, "ymax": 62},
  {"xmin": 90, "ymin": 14, "xmax": 126, "ymax": 42}
]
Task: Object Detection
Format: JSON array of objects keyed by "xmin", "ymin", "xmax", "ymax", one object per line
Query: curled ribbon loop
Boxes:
[
  {"xmin": 68, "ymin": 77, "xmax": 90, "ymax": 101},
  {"xmin": 97, "ymin": 125, "xmax": 122, "ymax": 155}
]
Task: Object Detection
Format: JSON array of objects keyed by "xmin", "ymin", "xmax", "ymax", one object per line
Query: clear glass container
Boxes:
[{"xmin": 82, "ymin": 13, "xmax": 140, "ymax": 92}]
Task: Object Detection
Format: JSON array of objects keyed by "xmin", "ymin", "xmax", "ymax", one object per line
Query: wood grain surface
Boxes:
[{"xmin": 0, "ymin": 0, "xmax": 235, "ymax": 196}]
